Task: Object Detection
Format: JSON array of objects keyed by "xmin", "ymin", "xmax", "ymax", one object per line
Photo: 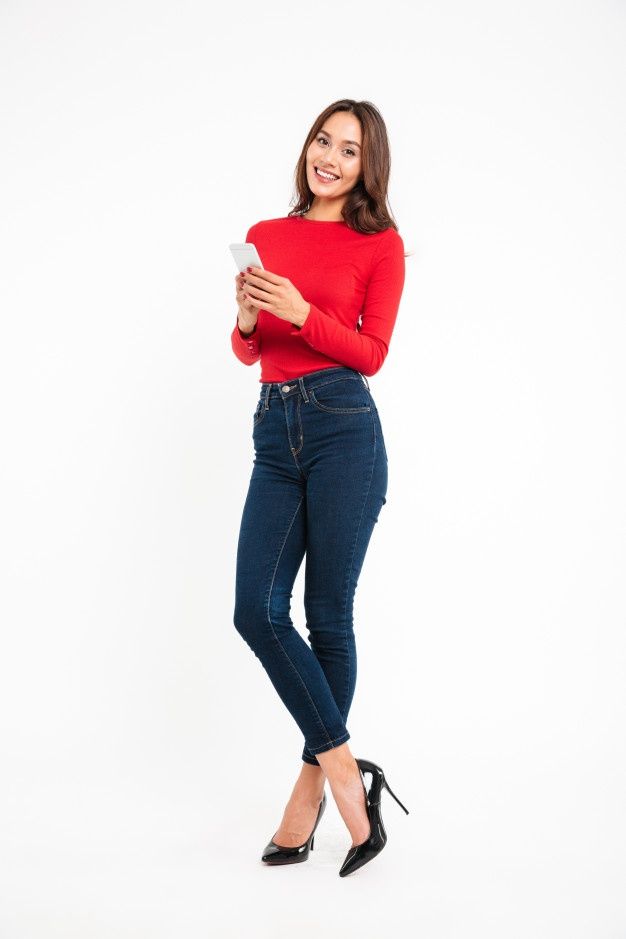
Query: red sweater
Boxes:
[{"xmin": 230, "ymin": 215, "xmax": 405, "ymax": 382}]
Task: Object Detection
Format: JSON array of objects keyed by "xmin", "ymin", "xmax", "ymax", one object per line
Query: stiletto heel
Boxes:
[
  {"xmin": 338, "ymin": 758, "xmax": 409, "ymax": 878},
  {"xmin": 382, "ymin": 776, "xmax": 410, "ymax": 815},
  {"xmin": 261, "ymin": 792, "xmax": 326, "ymax": 865}
]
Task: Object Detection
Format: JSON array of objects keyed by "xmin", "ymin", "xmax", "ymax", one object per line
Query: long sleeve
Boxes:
[
  {"xmin": 231, "ymin": 316, "xmax": 261, "ymax": 365},
  {"xmin": 288, "ymin": 229, "xmax": 405, "ymax": 377},
  {"xmin": 230, "ymin": 223, "xmax": 262, "ymax": 367}
]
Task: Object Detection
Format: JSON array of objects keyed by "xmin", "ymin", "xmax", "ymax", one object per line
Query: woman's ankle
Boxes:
[
  {"xmin": 315, "ymin": 743, "xmax": 358, "ymax": 787},
  {"xmin": 293, "ymin": 764, "xmax": 325, "ymax": 802}
]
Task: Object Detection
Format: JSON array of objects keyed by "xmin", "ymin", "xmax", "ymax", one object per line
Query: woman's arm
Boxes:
[
  {"xmin": 230, "ymin": 224, "xmax": 262, "ymax": 365},
  {"xmin": 231, "ymin": 315, "xmax": 261, "ymax": 365},
  {"xmin": 288, "ymin": 229, "xmax": 406, "ymax": 377}
]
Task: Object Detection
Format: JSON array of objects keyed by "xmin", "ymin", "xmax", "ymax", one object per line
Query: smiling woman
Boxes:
[
  {"xmin": 314, "ymin": 165, "xmax": 341, "ymax": 182},
  {"xmin": 305, "ymin": 122, "xmax": 362, "ymax": 195},
  {"xmin": 289, "ymin": 99, "xmax": 402, "ymax": 232},
  {"xmin": 229, "ymin": 98, "xmax": 409, "ymax": 879}
]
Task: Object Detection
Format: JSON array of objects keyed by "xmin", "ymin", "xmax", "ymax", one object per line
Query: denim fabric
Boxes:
[{"xmin": 233, "ymin": 365, "xmax": 388, "ymax": 766}]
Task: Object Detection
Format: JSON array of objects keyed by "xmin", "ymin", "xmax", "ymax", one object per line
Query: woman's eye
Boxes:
[{"xmin": 317, "ymin": 136, "xmax": 356, "ymax": 158}]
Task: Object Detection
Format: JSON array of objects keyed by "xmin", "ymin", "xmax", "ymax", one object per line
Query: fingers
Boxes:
[
  {"xmin": 244, "ymin": 281, "xmax": 273, "ymax": 304},
  {"xmin": 235, "ymin": 271, "xmax": 263, "ymax": 313},
  {"xmin": 235, "ymin": 273, "xmax": 253, "ymax": 308},
  {"xmin": 246, "ymin": 266, "xmax": 282, "ymax": 285},
  {"xmin": 236, "ymin": 270, "xmax": 263, "ymax": 300}
]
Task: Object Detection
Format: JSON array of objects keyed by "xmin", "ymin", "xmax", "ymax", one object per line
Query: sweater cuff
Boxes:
[
  {"xmin": 233, "ymin": 317, "xmax": 260, "ymax": 354},
  {"xmin": 289, "ymin": 303, "xmax": 317, "ymax": 342}
]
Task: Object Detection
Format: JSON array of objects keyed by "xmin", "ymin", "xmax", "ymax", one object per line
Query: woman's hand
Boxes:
[
  {"xmin": 242, "ymin": 267, "xmax": 310, "ymax": 327},
  {"xmin": 235, "ymin": 272, "xmax": 260, "ymax": 333}
]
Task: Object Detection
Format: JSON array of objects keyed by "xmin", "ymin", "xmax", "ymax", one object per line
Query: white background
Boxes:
[{"xmin": 1, "ymin": 1, "xmax": 625, "ymax": 936}]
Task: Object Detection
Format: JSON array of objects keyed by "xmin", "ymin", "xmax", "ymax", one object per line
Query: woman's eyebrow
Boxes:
[{"xmin": 319, "ymin": 128, "xmax": 361, "ymax": 149}]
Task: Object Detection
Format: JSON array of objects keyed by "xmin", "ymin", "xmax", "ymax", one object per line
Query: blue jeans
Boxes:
[{"xmin": 233, "ymin": 365, "xmax": 388, "ymax": 766}]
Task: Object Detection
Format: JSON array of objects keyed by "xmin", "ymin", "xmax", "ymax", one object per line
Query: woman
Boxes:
[{"xmin": 230, "ymin": 99, "xmax": 409, "ymax": 877}]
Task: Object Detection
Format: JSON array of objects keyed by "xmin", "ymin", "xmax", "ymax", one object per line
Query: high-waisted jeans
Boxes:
[{"xmin": 233, "ymin": 365, "xmax": 388, "ymax": 766}]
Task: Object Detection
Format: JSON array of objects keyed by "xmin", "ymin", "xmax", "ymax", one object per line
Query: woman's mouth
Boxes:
[{"xmin": 313, "ymin": 165, "xmax": 340, "ymax": 184}]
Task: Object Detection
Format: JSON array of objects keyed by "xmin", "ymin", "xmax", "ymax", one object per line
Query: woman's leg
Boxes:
[
  {"xmin": 233, "ymin": 464, "xmax": 352, "ymax": 755},
  {"xmin": 233, "ymin": 460, "xmax": 344, "ymax": 847},
  {"xmin": 234, "ymin": 373, "xmax": 388, "ymax": 847},
  {"xmin": 299, "ymin": 405, "xmax": 388, "ymax": 766},
  {"xmin": 296, "ymin": 390, "xmax": 388, "ymax": 848}
]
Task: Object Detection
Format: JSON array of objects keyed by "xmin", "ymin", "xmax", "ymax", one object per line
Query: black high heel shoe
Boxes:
[
  {"xmin": 261, "ymin": 792, "xmax": 327, "ymax": 865},
  {"xmin": 338, "ymin": 758, "xmax": 409, "ymax": 877}
]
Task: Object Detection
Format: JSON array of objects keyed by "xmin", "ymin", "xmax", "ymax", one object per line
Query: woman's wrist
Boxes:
[
  {"xmin": 293, "ymin": 302, "xmax": 311, "ymax": 329},
  {"xmin": 237, "ymin": 315, "xmax": 257, "ymax": 337}
]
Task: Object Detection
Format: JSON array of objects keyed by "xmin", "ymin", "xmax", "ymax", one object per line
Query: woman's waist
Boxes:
[{"xmin": 260, "ymin": 365, "xmax": 370, "ymax": 399}]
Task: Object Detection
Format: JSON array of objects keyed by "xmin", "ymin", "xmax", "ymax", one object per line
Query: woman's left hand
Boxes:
[{"xmin": 242, "ymin": 267, "xmax": 310, "ymax": 327}]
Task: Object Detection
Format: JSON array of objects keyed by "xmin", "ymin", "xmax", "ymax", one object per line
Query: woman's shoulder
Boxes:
[
  {"xmin": 245, "ymin": 217, "xmax": 290, "ymax": 237},
  {"xmin": 245, "ymin": 218, "xmax": 404, "ymax": 255},
  {"xmin": 371, "ymin": 225, "xmax": 404, "ymax": 246},
  {"xmin": 367, "ymin": 226, "xmax": 405, "ymax": 263}
]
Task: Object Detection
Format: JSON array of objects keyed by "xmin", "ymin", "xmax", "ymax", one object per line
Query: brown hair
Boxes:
[{"xmin": 288, "ymin": 99, "xmax": 401, "ymax": 237}]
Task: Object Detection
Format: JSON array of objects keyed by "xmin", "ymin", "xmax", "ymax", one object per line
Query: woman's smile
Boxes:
[{"xmin": 314, "ymin": 165, "xmax": 340, "ymax": 183}]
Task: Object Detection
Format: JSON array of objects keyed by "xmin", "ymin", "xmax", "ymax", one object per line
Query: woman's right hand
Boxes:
[{"xmin": 235, "ymin": 272, "xmax": 259, "ymax": 334}]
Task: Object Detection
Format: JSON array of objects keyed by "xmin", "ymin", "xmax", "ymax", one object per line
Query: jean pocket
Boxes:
[
  {"xmin": 253, "ymin": 399, "xmax": 266, "ymax": 426},
  {"xmin": 309, "ymin": 377, "xmax": 372, "ymax": 414}
]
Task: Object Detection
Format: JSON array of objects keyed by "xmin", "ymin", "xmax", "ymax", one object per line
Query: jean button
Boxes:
[{"xmin": 281, "ymin": 384, "xmax": 291, "ymax": 392}]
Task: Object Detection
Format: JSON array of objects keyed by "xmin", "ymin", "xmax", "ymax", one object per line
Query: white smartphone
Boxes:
[{"xmin": 229, "ymin": 242, "xmax": 264, "ymax": 272}]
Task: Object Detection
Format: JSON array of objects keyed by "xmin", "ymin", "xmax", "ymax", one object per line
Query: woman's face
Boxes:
[{"xmin": 305, "ymin": 112, "xmax": 363, "ymax": 202}]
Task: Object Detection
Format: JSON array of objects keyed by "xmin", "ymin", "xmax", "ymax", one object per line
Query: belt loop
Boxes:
[
  {"xmin": 298, "ymin": 375, "xmax": 309, "ymax": 402},
  {"xmin": 360, "ymin": 372, "xmax": 370, "ymax": 391},
  {"xmin": 264, "ymin": 383, "xmax": 271, "ymax": 409}
]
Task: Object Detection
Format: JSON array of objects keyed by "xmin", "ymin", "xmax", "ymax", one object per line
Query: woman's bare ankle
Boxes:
[
  {"xmin": 312, "ymin": 744, "xmax": 370, "ymax": 844},
  {"xmin": 314, "ymin": 742, "xmax": 358, "ymax": 786},
  {"xmin": 294, "ymin": 762, "xmax": 325, "ymax": 805}
]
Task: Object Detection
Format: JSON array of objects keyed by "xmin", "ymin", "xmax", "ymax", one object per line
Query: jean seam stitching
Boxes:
[
  {"xmin": 306, "ymin": 730, "xmax": 351, "ymax": 754},
  {"xmin": 309, "ymin": 388, "xmax": 371, "ymax": 414},
  {"xmin": 265, "ymin": 495, "xmax": 334, "ymax": 747},
  {"xmin": 292, "ymin": 393, "xmax": 304, "ymax": 455},
  {"xmin": 283, "ymin": 397, "xmax": 306, "ymax": 474},
  {"xmin": 314, "ymin": 376, "xmax": 361, "ymax": 390},
  {"xmin": 338, "ymin": 409, "xmax": 377, "ymax": 721}
]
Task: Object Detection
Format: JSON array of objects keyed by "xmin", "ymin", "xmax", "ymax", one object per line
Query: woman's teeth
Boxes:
[{"xmin": 314, "ymin": 166, "xmax": 339, "ymax": 182}]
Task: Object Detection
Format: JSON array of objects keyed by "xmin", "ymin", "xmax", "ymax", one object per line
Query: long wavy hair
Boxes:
[{"xmin": 288, "ymin": 99, "xmax": 401, "ymax": 237}]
